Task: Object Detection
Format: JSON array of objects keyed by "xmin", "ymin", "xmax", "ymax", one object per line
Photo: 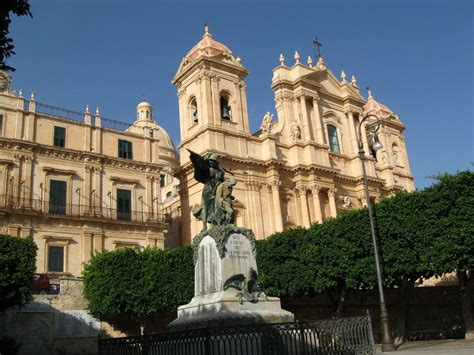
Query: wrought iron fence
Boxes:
[
  {"xmin": 0, "ymin": 194, "xmax": 164, "ymax": 224},
  {"xmin": 101, "ymin": 116, "xmax": 135, "ymax": 131},
  {"xmin": 36, "ymin": 102, "xmax": 86, "ymax": 124},
  {"xmin": 99, "ymin": 316, "xmax": 375, "ymax": 355}
]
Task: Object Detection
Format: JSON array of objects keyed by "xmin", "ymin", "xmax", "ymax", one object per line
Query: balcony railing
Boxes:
[{"xmin": 0, "ymin": 195, "xmax": 164, "ymax": 224}]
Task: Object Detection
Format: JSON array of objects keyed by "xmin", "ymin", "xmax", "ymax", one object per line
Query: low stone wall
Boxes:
[
  {"xmin": 282, "ymin": 286, "xmax": 469, "ymax": 342},
  {"xmin": 0, "ymin": 278, "xmax": 102, "ymax": 355}
]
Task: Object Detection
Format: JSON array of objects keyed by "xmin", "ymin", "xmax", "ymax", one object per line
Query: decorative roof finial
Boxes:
[
  {"xmin": 279, "ymin": 53, "xmax": 285, "ymax": 66},
  {"xmin": 96, "ymin": 107, "xmax": 100, "ymax": 115},
  {"xmin": 85, "ymin": 105, "xmax": 90, "ymax": 113},
  {"xmin": 317, "ymin": 56, "xmax": 326, "ymax": 69},
  {"xmin": 351, "ymin": 75, "xmax": 358, "ymax": 87},
  {"xmin": 19, "ymin": 89, "xmax": 23, "ymax": 98},
  {"xmin": 204, "ymin": 21, "xmax": 211, "ymax": 37},
  {"xmin": 294, "ymin": 51, "xmax": 300, "ymax": 64},
  {"xmin": 367, "ymin": 86, "xmax": 373, "ymax": 99},
  {"xmin": 30, "ymin": 92, "xmax": 35, "ymax": 100},
  {"xmin": 341, "ymin": 70, "xmax": 347, "ymax": 82},
  {"xmin": 236, "ymin": 56, "xmax": 241, "ymax": 63},
  {"xmin": 307, "ymin": 56, "xmax": 313, "ymax": 67}
]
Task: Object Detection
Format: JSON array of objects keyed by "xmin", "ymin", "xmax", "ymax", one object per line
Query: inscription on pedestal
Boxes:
[{"xmin": 222, "ymin": 233, "xmax": 257, "ymax": 285}]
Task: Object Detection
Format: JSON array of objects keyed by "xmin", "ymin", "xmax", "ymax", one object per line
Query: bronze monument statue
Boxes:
[{"xmin": 188, "ymin": 150, "xmax": 236, "ymax": 230}]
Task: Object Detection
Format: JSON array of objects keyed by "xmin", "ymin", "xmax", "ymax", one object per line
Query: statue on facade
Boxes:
[
  {"xmin": 188, "ymin": 150, "xmax": 236, "ymax": 230},
  {"xmin": 290, "ymin": 120, "xmax": 301, "ymax": 141},
  {"xmin": 259, "ymin": 112, "xmax": 273, "ymax": 137}
]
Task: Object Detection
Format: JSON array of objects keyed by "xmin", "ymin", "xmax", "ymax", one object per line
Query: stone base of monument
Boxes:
[
  {"xmin": 169, "ymin": 289, "xmax": 294, "ymax": 330},
  {"xmin": 169, "ymin": 225, "xmax": 294, "ymax": 331}
]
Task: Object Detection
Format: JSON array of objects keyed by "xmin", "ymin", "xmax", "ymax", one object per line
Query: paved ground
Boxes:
[{"xmin": 377, "ymin": 339, "xmax": 474, "ymax": 354}]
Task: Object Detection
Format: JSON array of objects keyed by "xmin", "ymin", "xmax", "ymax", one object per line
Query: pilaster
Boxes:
[
  {"xmin": 295, "ymin": 183, "xmax": 310, "ymax": 228},
  {"xmin": 310, "ymin": 184, "xmax": 323, "ymax": 224},
  {"xmin": 269, "ymin": 178, "xmax": 283, "ymax": 233},
  {"xmin": 328, "ymin": 188, "xmax": 337, "ymax": 218}
]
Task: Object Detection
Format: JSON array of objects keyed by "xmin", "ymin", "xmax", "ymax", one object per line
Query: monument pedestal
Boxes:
[
  {"xmin": 169, "ymin": 225, "xmax": 294, "ymax": 331},
  {"xmin": 169, "ymin": 290, "xmax": 294, "ymax": 330}
]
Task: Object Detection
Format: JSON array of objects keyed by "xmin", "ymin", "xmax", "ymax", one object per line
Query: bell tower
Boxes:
[{"xmin": 172, "ymin": 26, "xmax": 250, "ymax": 164}]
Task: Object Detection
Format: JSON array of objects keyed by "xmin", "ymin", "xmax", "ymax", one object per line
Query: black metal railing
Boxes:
[
  {"xmin": 0, "ymin": 195, "xmax": 164, "ymax": 224},
  {"xmin": 101, "ymin": 116, "xmax": 135, "ymax": 131},
  {"xmin": 99, "ymin": 316, "xmax": 376, "ymax": 355},
  {"xmin": 33, "ymin": 101, "xmax": 139, "ymax": 133},
  {"xmin": 36, "ymin": 102, "xmax": 86, "ymax": 124}
]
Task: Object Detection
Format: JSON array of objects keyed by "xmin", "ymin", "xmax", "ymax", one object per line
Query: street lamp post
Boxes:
[{"xmin": 358, "ymin": 114, "xmax": 395, "ymax": 352}]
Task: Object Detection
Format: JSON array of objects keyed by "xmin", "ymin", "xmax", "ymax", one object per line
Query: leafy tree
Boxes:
[
  {"xmin": 422, "ymin": 171, "xmax": 474, "ymax": 338},
  {"xmin": 83, "ymin": 246, "xmax": 193, "ymax": 335},
  {"xmin": 0, "ymin": 0, "xmax": 32, "ymax": 72},
  {"xmin": 308, "ymin": 210, "xmax": 377, "ymax": 317},
  {"xmin": 256, "ymin": 228, "xmax": 309, "ymax": 297},
  {"xmin": 0, "ymin": 235, "xmax": 37, "ymax": 311}
]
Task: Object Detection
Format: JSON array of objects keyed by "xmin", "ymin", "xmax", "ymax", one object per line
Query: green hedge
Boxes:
[{"xmin": 0, "ymin": 235, "xmax": 37, "ymax": 311}]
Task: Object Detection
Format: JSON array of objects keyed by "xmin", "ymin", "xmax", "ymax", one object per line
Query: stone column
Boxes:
[
  {"xmin": 237, "ymin": 80, "xmax": 249, "ymax": 132},
  {"xmin": 94, "ymin": 114, "xmax": 102, "ymax": 153},
  {"xmin": 312, "ymin": 95, "xmax": 325, "ymax": 144},
  {"xmin": 146, "ymin": 175, "xmax": 153, "ymax": 218},
  {"xmin": 328, "ymin": 188, "xmax": 337, "ymax": 218},
  {"xmin": 310, "ymin": 184, "xmax": 323, "ymax": 224},
  {"xmin": 210, "ymin": 75, "xmax": 220, "ymax": 125},
  {"xmin": 84, "ymin": 112, "xmax": 92, "ymax": 152},
  {"xmin": 22, "ymin": 156, "xmax": 33, "ymax": 206},
  {"xmin": 94, "ymin": 167, "xmax": 102, "ymax": 213},
  {"xmin": 299, "ymin": 95, "xmax": 311, "ymax": 141},
  {"xmin": 359, "ymin": 116, "xmax": 370, "ymax": 157},
  {"xmin": 296, "ymin": 184, "xmax": 310, "ymax": 227},
  {"xmin": 346, "ymin": 109, "xmax": 359, "ymax": 155},
  {"xmin": 84, "ymin": 166, "xmax": 92, "ymax": 213},
  {"xmin": 200, "ymin": 73, "xmax": 213, "ymax": 126},
  {"xmin": 270, "ymin": 178, "xmax": 283, "ymax": 232}
]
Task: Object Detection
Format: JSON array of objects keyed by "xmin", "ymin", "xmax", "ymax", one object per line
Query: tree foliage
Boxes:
[
  {"xmin": 83, "ymin": 246, "xmax": 194, "ymax": 333},
  {"xmin": 0, "ymin": 235, "xmax": 37, "ymax": 311},
  {"xmin": 256, "ymin": 171, "xmax": 473, "ymax": 321},
  {"xmin": 0, "ymin": 0, "xmax": 32, "ymax": 72}
]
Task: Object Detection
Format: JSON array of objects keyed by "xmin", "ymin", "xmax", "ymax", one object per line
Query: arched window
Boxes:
[
  {"xmin": 146, "ymin": 111, "xmax": 150, "ymax": 119},
  {"xmin": 327, "ymin": 124, "xmax": 340, "ymax": 153},
  {"xmin": 190, "ymin": 98, "xmax": 198, "ymax": 123},
  {"xmin": 220, "ymin": 94, "xmax": 231, "ymax": 120}
]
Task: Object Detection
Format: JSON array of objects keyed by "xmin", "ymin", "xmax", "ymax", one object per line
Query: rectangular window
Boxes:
[
  {"xmin": 48, "ymin": 246, "xmax": 64, "ymax": 272},
  {"xmin": 49, "ymin": 180, "xmax": 67, "ymax": 214},
  {"xmin": 160, "ymin": 174, "xmax": 166, "ymax": 187},
  {"xmin": 0, "ymin": 114, "xmax": 3, "ymax": 136},
  {"xmin": 118, "ymin": 140, "xmax": 133, "ymax": 159},
  {"xmin": 117, "ymin": 189, "xmax": 131, "ymax": 221},
  {"xmin": 53, "ymin": 126, "xmax": 66, "ymax": 147}
]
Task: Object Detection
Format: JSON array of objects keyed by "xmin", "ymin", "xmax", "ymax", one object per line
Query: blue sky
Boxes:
[{"xmin": 8, "ymin": 0, "xmax": 473, "ymax": 189}]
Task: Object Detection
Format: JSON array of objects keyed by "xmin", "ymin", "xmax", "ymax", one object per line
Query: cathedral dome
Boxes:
[
  {"xmin": 363, "ymin": 90, "xmax": 394, "ymax": 119},
  {"xmin": 127, "ymin": 102, "xmax": 177, "ymax": 153},
  {"xmin": 185, "ymin": 25, "xmax": 232, "ymax": 60},
  {"xmin": 136, "ymin": 101, "xmax": 152, "ymax": 110}
]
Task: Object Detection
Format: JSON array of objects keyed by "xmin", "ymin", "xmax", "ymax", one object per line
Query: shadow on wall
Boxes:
[
  {"xmin": 0, "ymin": 299, "xmax": 106, "ymax": 355},
  {"xmin": 101, "ymin": 311, "xmax": 177, "ymax": 338}
]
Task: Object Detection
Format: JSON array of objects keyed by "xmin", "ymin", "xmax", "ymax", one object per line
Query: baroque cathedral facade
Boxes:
[
  {"xmin": 0, "ymin": 27, "xmax": 414, "ymax": 277},
  {"xmin": 171, "ymin": 27, "xmax": 414, "ymax": 244}
]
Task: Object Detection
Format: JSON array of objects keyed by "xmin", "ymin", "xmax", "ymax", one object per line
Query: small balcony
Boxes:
[{"xmin": 0, "ymin": 194, "xmax": 165, "ymax": 225}]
